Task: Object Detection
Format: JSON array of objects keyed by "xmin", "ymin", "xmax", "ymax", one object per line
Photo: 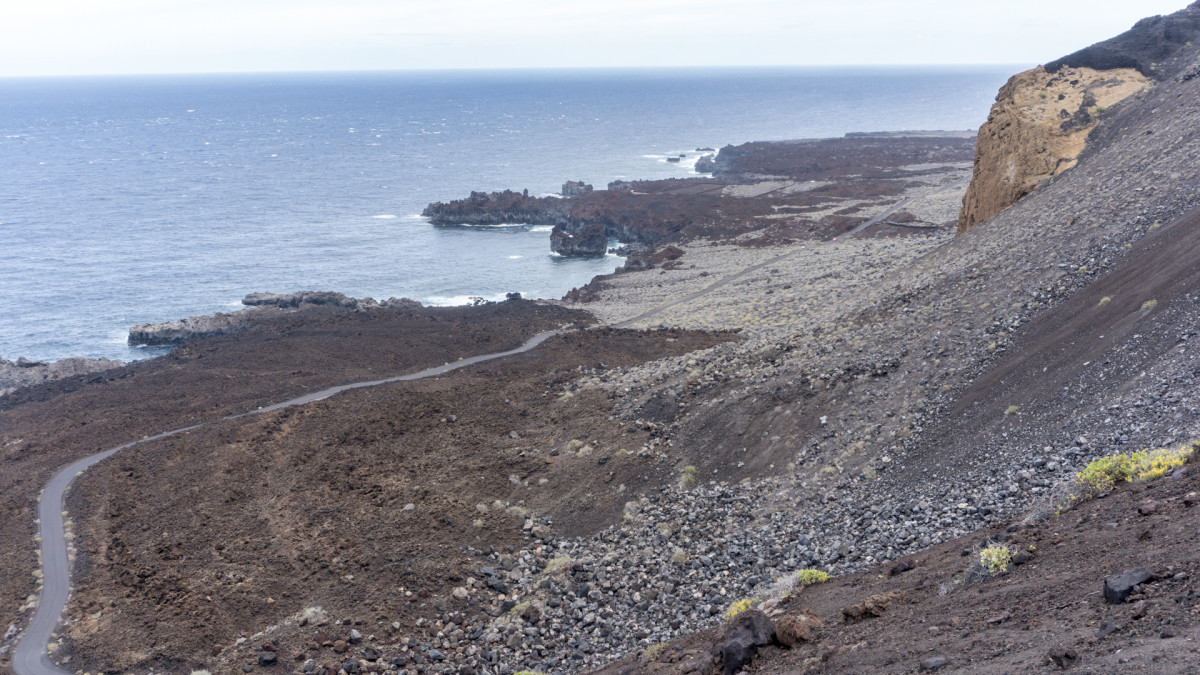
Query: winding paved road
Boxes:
[{"xmin": 12, "ymin": 330, "xmax": 561, "ymax": 675}]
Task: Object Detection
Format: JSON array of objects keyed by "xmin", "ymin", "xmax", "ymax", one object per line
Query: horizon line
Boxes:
[{"xmin": 0, "ymin": 63, "xmax": 1032, "ymax": 81}]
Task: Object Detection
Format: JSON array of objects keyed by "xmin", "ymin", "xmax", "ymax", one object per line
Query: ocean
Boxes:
[{"xmin": 0, "ymin": 66, "xmax": 1017, "ymax": 363}]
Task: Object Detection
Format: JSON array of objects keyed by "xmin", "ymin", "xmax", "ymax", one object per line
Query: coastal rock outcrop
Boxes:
[
  {"xmin": 561, "ymin": 180, "xmax": 593, "ymax": 197},
  {"xmin": 550, "ymin": 223, "xmax": 608, "ymax": 257},
  {"xmin": 129, "ymin": 293, "xmax": 422, "ymax": 347},
  {"xmin": 128, "ymin": 312, "xmax": 254, "ymax": 346},
  {"xmin": 0, "ymin": 356, "xmax": 125, "ymax": 396},
  {"xmin": 421, "ymin": 190, "xmax": 570, "ymax": 227},
  {"xmin": 956, "ymin": 65, "xmax": 1148, "ymax": 234},
  {"xmin": 704, "ymin": 133, "xmax": 975, "ymax": 180},
  {"xmin": 242, "ymin": 291, "xmax": 367, "ymax": 309}
]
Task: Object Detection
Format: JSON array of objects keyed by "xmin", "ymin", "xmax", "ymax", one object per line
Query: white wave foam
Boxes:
[
  {"xmin": 371, "ymin": 214, "xmax": 398, "ymax": 219},
  {"xmin": 425, "ymin": 292, "xmax": 513, "ymax": 306},
  {"xmin": 508, "ymin": 255, "xmax": 523, "ymax": 259},
  {"xmin": 529, "ymin": 225, "xmax": 553, "ymax": 232}
]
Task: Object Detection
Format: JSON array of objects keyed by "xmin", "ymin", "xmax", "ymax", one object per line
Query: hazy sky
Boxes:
[{"xmin": 0, "ymin": 0, "xmax": 1190, "ymax": 77}]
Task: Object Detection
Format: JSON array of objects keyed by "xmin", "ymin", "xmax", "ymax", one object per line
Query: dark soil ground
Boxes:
[{"xmin": 0, "ymin": 301, "xmax": 732, "ymax": 673}]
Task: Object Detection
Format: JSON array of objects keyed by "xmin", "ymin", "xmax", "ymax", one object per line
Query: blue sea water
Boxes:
[{"xmin": 0, "ymin": 67, "xmax": 1017, "ymax": 363}]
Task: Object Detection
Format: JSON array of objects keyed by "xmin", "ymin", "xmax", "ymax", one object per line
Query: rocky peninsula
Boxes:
[
  {"xmin": 5, "ymin": 5, "xmax": 1200, "ymax": 675},
  {"xmin": 422, "ymin": 134, "xmax": 974, "ymax": 257}
]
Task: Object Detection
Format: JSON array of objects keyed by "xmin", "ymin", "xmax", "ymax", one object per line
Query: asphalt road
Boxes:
[{"xmin": 11, "ymin": 329, "xmax": 561, "ymax": 675}]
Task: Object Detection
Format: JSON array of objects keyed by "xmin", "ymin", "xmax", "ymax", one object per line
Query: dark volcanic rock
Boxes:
[
  {"xmin": 422, "ymin": 190, "xmax": 567, "ymax": 227},
  {"xmin": 1045, "ymin": 3, "xmax": 1200, "ymax": 79},
  {"xmin": 1048, "ymin": 647, "xmax": 1079, "ymax": 669},
  {"xmin": 1104, "ymin": 569, "xmax": 1154, "ymax": 603},
  {"xmin": 712, "ymin": 610, "xmax": 776, "ymax": 675},
  {"xmin": 242, "ymin": 291, "xmax": 365, "ymax": 309},
  {"xmin": 561, "ymin": 180, "xmax": 593, "ymax": 197},
  {"xmin": 128, "ymin": 312, "xmax": 252, "ymax": 346},
  {"xmin": 0, "ymin": 356, "xmax": 125, "ymax": 396},
  {"xmin": 551, "ymin": 223, "xmax": 608, "ymax": 257}
]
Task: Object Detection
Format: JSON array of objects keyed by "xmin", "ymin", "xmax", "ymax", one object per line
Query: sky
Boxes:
[{"xmin": 0, "ymin": 0, "xmax": 1191, "ymax": 77}]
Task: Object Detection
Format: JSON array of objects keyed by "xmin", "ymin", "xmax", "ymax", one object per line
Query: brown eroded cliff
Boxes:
[{"xmin": 957, "ymin": 65, "xmax": 1148, "ymax": 234}]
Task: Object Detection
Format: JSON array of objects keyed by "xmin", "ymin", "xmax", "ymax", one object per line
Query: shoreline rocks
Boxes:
[
  {"xmin": 128, "ymin": 293, "xmax": 425, "ymax": 347},
  {"xmin": 0, "ymin": 356, "xmax": 126, "ymax": 397},
  {"xmin": 128, "ymin": 311, "xmax": 256, "ymax": 346},
  {"xmin": 550, "ymin": 223, "xmax": 609, "ymax": 257}
]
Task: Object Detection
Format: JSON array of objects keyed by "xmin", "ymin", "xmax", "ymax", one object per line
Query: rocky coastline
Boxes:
[
  {"xmin": 422, "ymin": 133, "xmax": 975, "ymax": 258},
  {"xmin": 0, "ymin": 356, "xmax": 126, "ymax": 398},
  {"xmin": 6, "ymin": 6, "xmax": 1200, "ymax": 675},
  {"xmin": 126, "ymin": 292, "xmax": 426, "ymax": 347}
]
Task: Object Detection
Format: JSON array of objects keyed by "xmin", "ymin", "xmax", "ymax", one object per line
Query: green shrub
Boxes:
[
  {"xmin": 678, "ymin": 465, "xmax": 698, "ymax": 490},
  {"xmin": 979, "ymin": 545, "xmax": 1012, "ymax": 573},
  {"xmin": 1004, "ymin": 405, "xmax": 1019, "ymax": 416},
  {"xmin": 1078, "ymin": 444, "xmax": 1195, "ymax": 493},
  {"xmin": 642, "ymin": 643, "xmax": 669, "ymax": 661},
  {"xmin": 796, "ymin": 569, "xmax": 830, "ymax": 586},
  {"xmin": 542, "ymin": 556, "xmax": 573, "ymax": 574},
  {"xmin": 723, "ymin": 596, "xmax": 759, "ymax": 621},
  {"xmin": 1099, "ymin": 296, "xmax": 1112, "ymax": 306},
  {"xmin": 1141, "ymin": 299, "xmax": 1158, "ymax": 311}
]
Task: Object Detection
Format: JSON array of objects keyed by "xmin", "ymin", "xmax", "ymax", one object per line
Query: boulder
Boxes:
[
  {"xmin": 712, "ymin": 609, "xmax": 775, "ymax": 675},
  {"xmin": 775, "ymin": 610, "xmax": 822, "ymax": 646},
  {"xmin": 842, "ymin": 590, "xmax": 905, "ymax": 623},
  {"xmin": 1104, "ymin": 569, "xmax": 1153, "ymax": 603},
  {"xmin": 920, "ymin": 656, "xmax": 950, "ymax": 670},
  {"xmin": 1048, "ymin": 647, "xmax": 1079, "ymax": 669}
]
